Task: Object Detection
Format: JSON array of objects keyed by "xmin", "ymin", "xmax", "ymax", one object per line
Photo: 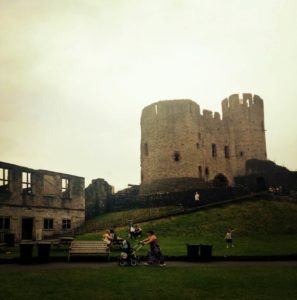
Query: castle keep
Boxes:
[{"xmin": 140, "ymin": 93, "xmax": 267, "ymax": 194}]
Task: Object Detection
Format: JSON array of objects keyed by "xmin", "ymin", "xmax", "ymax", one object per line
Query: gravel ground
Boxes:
[{"xmin": 1, "ymin": 260, "xmax": 297, "ymax": 273}]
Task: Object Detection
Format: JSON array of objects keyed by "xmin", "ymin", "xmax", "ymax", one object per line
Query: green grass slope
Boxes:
[
  {"xmin": 82, "ymin": 206, "xmax": 181, "ymax": 232},
  {"xmin": 80, "ymin": 199, "xmax": 297, "ymax": 257},
  {"xmin": 143, "ymin": 199, "xmax": 297, "ymax": 256}
]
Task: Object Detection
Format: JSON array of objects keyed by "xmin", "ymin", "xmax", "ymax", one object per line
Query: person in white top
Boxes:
[
  {"xmin": 129, "ymin": 225, "xmax": 135, "ymax": 239},
  {"xmin": 225, "ymin": 228, "xmax": 235, "ymax": 248},
  {"xmin": 194, "ymin": 192, "xmax": 200, "ymax": 206}
]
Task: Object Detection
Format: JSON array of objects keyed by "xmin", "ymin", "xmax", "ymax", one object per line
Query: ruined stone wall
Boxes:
[
  {"xmin": 140, "ymin": 94, "xmax": 266, "ymax": 194},
  {"xmin": 0, "ymin": 161, "xmax": 85, "ymax": 241},
  {"xmin": 85, "ymin": 178, "xmax": 113, "ymax": 218},
  {"xmin": 235, "ymin": 159, "xmax": 297, "ymax": 192}
]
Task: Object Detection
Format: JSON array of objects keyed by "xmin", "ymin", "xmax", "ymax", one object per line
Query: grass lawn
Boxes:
[
  {"xmin": 1, "ymin": 199, "xmax": 296, "ymax": 260},
  {"xmin": 78, "ymin": 199, "xmax": 297, "ymax": 257},
  {"xmin": 0, "ymin": 265, "xmax": 296, "ymax": 299}
]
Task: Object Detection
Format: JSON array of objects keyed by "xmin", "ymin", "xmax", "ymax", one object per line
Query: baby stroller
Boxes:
[{"xmin": 118, "ymin": 240, "xmax": 142, "ymax": 267}]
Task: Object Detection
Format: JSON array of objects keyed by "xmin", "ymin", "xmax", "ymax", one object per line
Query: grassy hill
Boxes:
[
  {"xmin": 78, "ymin": 198, "xmax": 297, "ymax": 257},
  {"xmin": 81, "ymin": 205, "xmax": 182, "ymax": 232}
]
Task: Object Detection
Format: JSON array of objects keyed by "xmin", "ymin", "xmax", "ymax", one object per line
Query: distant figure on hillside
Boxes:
[
  {"xmin": 133, "ymin": 224, "xmax": 142, "ymax": 239},
  {"xmin": 129, "ymin": 225, "xmax": 135, "ymax": 239},
  {"xmin": 194, "ymin": 192, "xmax": 200, "ymax": 205},
  {"xmin": 225, "ymin": 228, "xmax": 235, "ymax": 248}
]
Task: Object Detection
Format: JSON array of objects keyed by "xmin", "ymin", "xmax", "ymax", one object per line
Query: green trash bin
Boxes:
[
  {"xmin": 200, "ymin": 245, "xmax": 212, "ymax": 262},
  {"xmin": 187, "ymin": 244, "xmax": 200, "ymax": 261},
  {"xmin": 37, "ymin": 242, "xmax": 51, "ymax": 263},
  {"xmin": 4, "ymin": 233, "xmax": 15, "ymax": 247},
  {"xmin": 19, "ymin": 242, "xmax": 34, "ymax": 264}
]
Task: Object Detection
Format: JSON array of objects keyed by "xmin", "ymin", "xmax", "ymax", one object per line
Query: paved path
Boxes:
[{"xmin": 1, "ymin": 260, "xmax": 297, "ymax": 273}]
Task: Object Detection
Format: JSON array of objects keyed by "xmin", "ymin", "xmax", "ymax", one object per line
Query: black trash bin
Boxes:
[
  {"xmin": 200, "ymin": 245, "xmax": 212, "ymax": 262},
  {"xmin": 19, "ymin": 242, "xmax": 34, "ymax": 264},
  {"xmin": 187, "ymin": 244, "xmax": 200, "ymax": 261},
  {"xmin": 4, "ymin": 233, "xmax": 15, "ymax": 247},
  {"xmin": 37, "ymin": 242, "xmax": 51, "ymax": 263}
]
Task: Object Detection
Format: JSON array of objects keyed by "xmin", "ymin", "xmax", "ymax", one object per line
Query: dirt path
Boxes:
[{"xmin": 1, "ymin": 260, "xmax": 297, "ymax": 273}]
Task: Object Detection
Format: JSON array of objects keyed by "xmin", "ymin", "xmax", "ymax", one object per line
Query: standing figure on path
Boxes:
[
  {"xmin": 225, "ymin": 228, "xmax": 235, "ymax": 248},
  {"xmin": 194, "ymin": 192, "xmax": 200, "ymax": 206}
]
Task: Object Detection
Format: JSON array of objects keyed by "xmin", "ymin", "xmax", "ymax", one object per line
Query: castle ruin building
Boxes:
[
  {"xmin": 140, "ymin": 93, "xmax": 267, "ymax": 194},
  {"xmin": 0, "ymin": 161, "xmax": 85, "ymax": 242}
]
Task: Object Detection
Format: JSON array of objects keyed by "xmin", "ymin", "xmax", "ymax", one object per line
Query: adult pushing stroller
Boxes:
[
  {"xmin": 140, "ymin": 231, "xmax": 166, "ymax": 266},
  {"xmin": 118, "ymin": 240, "xmax": 143, "ymax": 267}
]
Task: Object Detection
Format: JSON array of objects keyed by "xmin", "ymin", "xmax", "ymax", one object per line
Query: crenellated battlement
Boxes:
[
  {"xmin": 213, "ymin": 112, "xmax": 221, "ymax": 121},
  {"xmin": 141, "ymin": 99, "xmax": 200, "ymax": 125},
  {"xmin": 142, "ymin": 99, "xmax": 224, "ymax": 122},
  {"xmin": 202, "ymin": 109, "xmax": 213, "ymax": 118},
  {"xmin": 202, "ymin": 109, "xmax": 221, "ymax": 121},
  {"xmin": 222, "ymin": 93, "xmax": 263, "ymax": 115},
  {"xmin": 141, "ymin": 99, "xmax": 199, "ymax": 120}
]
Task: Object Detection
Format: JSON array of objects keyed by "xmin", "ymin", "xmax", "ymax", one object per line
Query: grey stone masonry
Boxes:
[
  {"xmin": 140, "ymin": 94, "xmax": 266, "ymax": 194},
  {"xmin": 0, "ymin": 161, "xmax": 85, "ymax": 242}
]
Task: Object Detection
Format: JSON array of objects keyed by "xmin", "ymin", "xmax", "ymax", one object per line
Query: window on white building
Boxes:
[
  {"xmin": 22, "ymin": 172, "xmax": 32, "ymax": 194},
  {"xmin": 43, "ymin": 218, "xmax": 53, "ymax": 230},
  {"xmin": 0, "ymin": 168, "xmax": 9, "ymax": 191},
  {"xmin": 62, "ymin": 219, "xmax": 71, "ymax": 230}
]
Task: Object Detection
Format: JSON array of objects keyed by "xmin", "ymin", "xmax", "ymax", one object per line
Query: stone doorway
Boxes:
[
  {"xmin": 256, "ymin": 177, "xmax": 266, "ymax": 191},
  {"xmin": 213, "ymin": 173, "xmax": 229, "ymax": 187},
  {"xmin": 22, "ymin": 217, "xmax": 33, "ymax": 240}
]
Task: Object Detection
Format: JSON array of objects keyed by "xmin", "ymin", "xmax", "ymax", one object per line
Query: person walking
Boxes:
[{"xmin": 141, "ymin": 230, "xmax": 165, "ymax": 266}]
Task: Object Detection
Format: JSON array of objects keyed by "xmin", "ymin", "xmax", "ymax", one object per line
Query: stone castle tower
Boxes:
[{"xmin": 140, "ymin": 93, "xmax": 267, "ymax": 194}]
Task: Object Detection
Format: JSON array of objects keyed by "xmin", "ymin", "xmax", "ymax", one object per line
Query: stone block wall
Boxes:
[
  {"xmin": 0, "ymin": 161, "xmax": 85, "ymax": 241},
  {"xmin": 85, "ymin": 178, "xmax": 113, "ymax": 218}
]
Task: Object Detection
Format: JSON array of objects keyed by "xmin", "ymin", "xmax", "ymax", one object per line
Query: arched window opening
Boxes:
[
  {"xmin": 224, "ymin": 146, "xmax": 230, "ymax": 158},
  {"xmin": 198, "ymin": 166, "xmax": 202, "ymax": 178},
  {"xmin": 144, "ymin": 142, "xmax": 149, "ymax": 156},
  {"xmin": 173, "ymin": 151, "xmax": 181, "ymax": 162},
  {"xmin": 212, "ymin": 144, "xmax": 217, "ymax": 157}
]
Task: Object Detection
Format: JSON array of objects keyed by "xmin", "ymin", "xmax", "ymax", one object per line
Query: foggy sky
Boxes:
[{"xmin": 1, "ymin": 0, "xmax": 297, "ymax": 191}]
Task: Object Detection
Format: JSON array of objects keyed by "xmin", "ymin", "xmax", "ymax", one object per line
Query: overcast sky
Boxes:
[{"xmin": 1, "ymin": 0, "xmax": 297, "ymax": 191}]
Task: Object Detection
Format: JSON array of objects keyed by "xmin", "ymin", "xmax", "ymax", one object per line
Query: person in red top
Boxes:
[{"xmin": 141, "ymin": 230, "xmax": 165, "ymax": 266}]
